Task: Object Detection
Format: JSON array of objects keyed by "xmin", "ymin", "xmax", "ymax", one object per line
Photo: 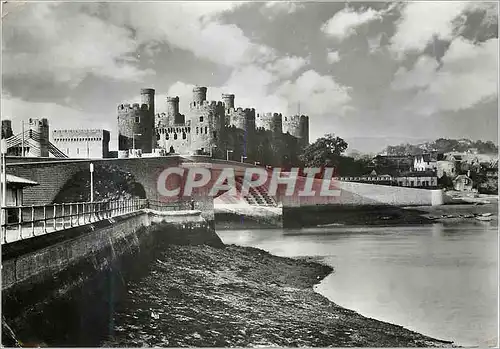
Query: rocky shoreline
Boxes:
[{"xmin": 102, "ymin": 244, "xmax": 455, "ymax": 347}]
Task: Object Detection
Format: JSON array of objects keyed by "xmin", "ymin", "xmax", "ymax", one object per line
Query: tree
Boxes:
[
  {"xmin": 299, "ymin": 134, "xmax": 348, "ymax": 167},
  {"xmin": 438, "ymin": 173, "xmax": 454, "ymax": 189}
]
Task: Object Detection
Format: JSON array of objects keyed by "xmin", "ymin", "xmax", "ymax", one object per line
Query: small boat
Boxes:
[
  {"xmin": 481, "ymin": 213, "xmax": 493, "ymax": 217},
  {"xmin": 476, "ymin": 216, "xmax": 493, "ymax": 221},
  {"xmin": 316, "ymin": 223, "xmax": 344, "ymax": 227}
]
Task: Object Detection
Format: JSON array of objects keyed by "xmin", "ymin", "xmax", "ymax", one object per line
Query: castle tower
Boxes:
[
  {"xmin": 117, "ymin": 90, "xmax": 154, "ymax": 153},
  {"xmin": 167, "ymin": 96, "xmax": 185, "ymax": 124},
  {"xmin": 2, "ymin": 120, "xmax": 13, "ymax": 139},
  {"xmin": 188, "ymin": 87, "xmax": 224, "ymax": 155},
  {"xmin": 140, "ymin": 88, "xmax": 155, "ymax": 113},
  {"xmin": 283, "ymin": 114, "xmax": 310, "ymax": 145},
  {"xmin": 222, "ymin": 94, "xmax": 235, "ymax": 109},
  {"xmin": 255, "ymin": 112, "xmax": 283, "ymax": 134},
  {"xmin": 299, "ymin": 115, "xmax": 309, "ymax": 146},
  {"xmin": 28, "ymin": 118, "xmax": 49, "ymax": 157},
  {"xmin": 167, "ymin": 96, "xmax": 179, "ymax": 121},
  {"xmin": 192, "ymin": 86, "xmax": 207, "ymax": 105},
  {"xmin": 227, "ymin": 108, "xmax": 256, "ymax": 132}
]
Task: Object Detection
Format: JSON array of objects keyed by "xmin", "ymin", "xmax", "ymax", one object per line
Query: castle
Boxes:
[{"xmin": 117, "ymin": 87, "xmax": 309, "ymax": 166}]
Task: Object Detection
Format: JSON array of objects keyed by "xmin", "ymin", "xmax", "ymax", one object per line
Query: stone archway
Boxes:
[{"xmin": 53, "ymin": 165, "xmax": 147, "ymax": 203}]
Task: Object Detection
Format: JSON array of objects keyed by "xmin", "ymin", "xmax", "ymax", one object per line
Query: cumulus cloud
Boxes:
[
  {"xmin": 260, "ymin": 1, "xmax": 304, "ymax": 18},
  {"xmin": 101, "ymin": 2, "xmax": 274, "ymax": 68},
  {"xmin": 2, "ymin": 2, "xmax": 257, "ymax": 93},
  {"xmin": 166, "ymin": 67, "xmax": 351, "ymax": 117},
  {"xmin": 392, "ymin": 37, "xmax": 498, "ymax": 115},
  {"xmin": 321, "ymin": 6, "xmax": 383, "ymax": 40},
  {"xmin": 391, "ymin": 55, "xmax": 439, "ymax": 90},
  {"xmin": 326, "ymin": 50, "xmax": 341, "ymax": 64},
  {"xmin": 1, "ymin": 94, "xmax": 115, "ymax": 135},
  {"xmin": 389, "ymin": 1, "xmax": 496, "ymax": 56},
  {"xmin": 276, "ymin": 70, "xmax": 352, "ymax": 115},
  {"xmin": 2, "ymin": 3, "xmax": 152, "ymax": 88},
  {"xmin": 265, "ymin": 56, "xmax": 310, "ymax": 78}
]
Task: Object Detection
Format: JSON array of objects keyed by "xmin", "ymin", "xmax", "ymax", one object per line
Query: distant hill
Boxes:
[
  {"xmin": 344, "ymin": 136, "xmax": 433, "ymax": 154},
  {"xmin": 382, "ymin": 138, "xmax": 498, "ymax": 156}
]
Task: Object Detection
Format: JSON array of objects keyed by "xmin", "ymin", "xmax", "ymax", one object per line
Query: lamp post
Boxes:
[
  {"xmin": 226, "ymin": 150, "xmax": 233, "ymax": 161},
  {"xmin": 132, "ymin": 133, "xmax": 142, "ymax": 150},
  {"xmin": 89, "ymin": 163, "xmax": 94, "ymax": 203},
  {"xmin": 20, "ymin": 120, "xmax": 28, "ymax": 157},
  {"xmin": 210, "ymin": 145, "xmax": 217, "ymax": 158},
  {"xmin": 241, "ymin": 155, "xmax": 247, "ymax": 163},
  {"xmin": 1, "ymin": 139, "xmax": 7, "ymax": 208}
]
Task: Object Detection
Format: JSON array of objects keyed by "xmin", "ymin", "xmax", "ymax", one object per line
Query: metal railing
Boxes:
[
  {"xmin": 1, "ymin": 199, "xmax": 148, "ymax": 244},
  {"xmin": 147, "ymin": 199, "xmax": 195, "ymax": 211}
]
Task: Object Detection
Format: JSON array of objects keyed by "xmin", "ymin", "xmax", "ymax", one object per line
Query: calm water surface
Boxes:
[{"xmin": 217, "ymin": 223, "xmax": 498, "ymax": 347}]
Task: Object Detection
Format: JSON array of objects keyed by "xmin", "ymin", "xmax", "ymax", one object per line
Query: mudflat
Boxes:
[{"xmin": 103, "ymin": 244, "xmax": 455, "ymax": 347}]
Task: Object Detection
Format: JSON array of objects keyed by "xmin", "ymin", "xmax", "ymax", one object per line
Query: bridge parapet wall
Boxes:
[
  {"xmin": 1, "ymin": 210, "xmax": 221, "ymax": 343},
  {"xmin": 281, "ymin": 180, "xmax": 443, "ymax": 207},
  {"xmin": 6, "ymin": 157, "xmax": 184, "ymax": 205}
]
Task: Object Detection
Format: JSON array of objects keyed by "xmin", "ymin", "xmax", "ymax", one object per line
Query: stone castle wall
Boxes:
[
  {"xmin": 52, "ymin": 129, "xmax": 110, "ymax": 158},
  {"xmin": 119, "ymin": 87, "xmax": 310, "ymax": 166}
]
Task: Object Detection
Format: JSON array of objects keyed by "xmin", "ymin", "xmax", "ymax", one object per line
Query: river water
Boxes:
[{"xmin": 217, "ymin": 223, "xmax": 498, "ymax": 347}]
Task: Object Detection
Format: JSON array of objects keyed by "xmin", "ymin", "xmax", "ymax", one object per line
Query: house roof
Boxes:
[
  {"xmin": 396, "ymin": 170, "xmax": 437, "ymax": 178},
  {"xmin": 453, "ymin": 174, "xmax": 471, "ymax": 181},
  {"xmin": 0, "ymin": 174, "xmax": 39, "ymax": 186},
  {"xmin": 415, "ymin": 154, "xmax": 438, "ymax": 162}
]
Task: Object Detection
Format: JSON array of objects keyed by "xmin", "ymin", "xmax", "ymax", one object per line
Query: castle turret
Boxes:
[
  {"xmin": 166, "ymin": 96, "xmax": 185, "ymax": 124},
  {"xmin": 222, "ymin": 94, "xmax": 235, "ymax": 109},
  {"xmin": 117, "ymin": 93, "xmax": 154, "ymax": 153},
  {"xmin": 283, "ymin": 114, "xmax": 310, "ymax": 145},
  {"xmin": 188, "ymin": 87, "xmax": 224, "ymax": 155},
  {"xmin": 166, "ymin": 96, "xmax": 179, "ymax": 119},
  {"xmin": 28, "ymin": 118, "xmax": 49, "ymax": 157},
  {"xmin": 2, "ymin": 120, "xmax": 13, "ymax": 139},
  {"xmin": 227, "ymin": 108, "xmax": 256, "ymax": 132},
  {"xmin": 192, "ymin": 86, "xmax": 207, "ymax": 105},
  {"xmin": 140, "ymin": 88, "xmax": 156, "ymax": 149},
  {"xmin": 140, "ymin": 88, "xmax": 155, "ymax": 113},
  {"xmin": 256, "ymin": 112, "xmax": 283, "ymax": 134},
  {"xmin": 299, "ymin": 115, "xmax": 309, "ymax": 146}
]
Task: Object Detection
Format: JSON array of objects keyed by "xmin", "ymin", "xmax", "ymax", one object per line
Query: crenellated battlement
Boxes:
[
  {"xmin": 118, "ymin": 103, "xmax": 149, "ymax": 111},
  {"xmin": 227, "ymin": 107, "xmax": 256, "ymax": 130},
  {"xmin": 227, "ymin": 107, "xmax": 256, "ymax": 114},
  {"xmin": 53, "ymin": 128, "xmax": 107, "ymax": 133},
  {"xmin": 222, "ymin": 93, "xmax": 235, "ymax": 109},
  {"xmin": 255, "ymin": 112, "xmax": 283, "ymax": 133},
  {"xmin": 282, "ymin": 114, "xmax": 310, "ymax": 144},
  {"xmin": 257, "ymin": 112, "xmax": 283, "ymax": 118},
  {"xmin": 190, "ymin": 100, "xmax": 225, "ymax": 108},
  {"xmin": 28, "ymin": 118, "xmax": 49, "ymax": 127}
]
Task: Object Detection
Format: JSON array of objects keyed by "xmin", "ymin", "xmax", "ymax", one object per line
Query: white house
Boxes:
[{"xmin": 413, "ymin": 154, "xmax": 438, "ymax": 172}]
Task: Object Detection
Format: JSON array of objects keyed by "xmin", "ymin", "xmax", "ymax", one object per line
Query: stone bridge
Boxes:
[
  {"xmin": 6, "ymin": 155, "xmax": 444, "ymax": 214},
  {"xmin": 5, "ymin": 156, "xmax": 282, "ymax": 222}
]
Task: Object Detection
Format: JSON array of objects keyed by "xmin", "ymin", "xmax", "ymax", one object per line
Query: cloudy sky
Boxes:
[{"xmin": 2, "ymin": 1, "xmax": 498, "ymax": 153}]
